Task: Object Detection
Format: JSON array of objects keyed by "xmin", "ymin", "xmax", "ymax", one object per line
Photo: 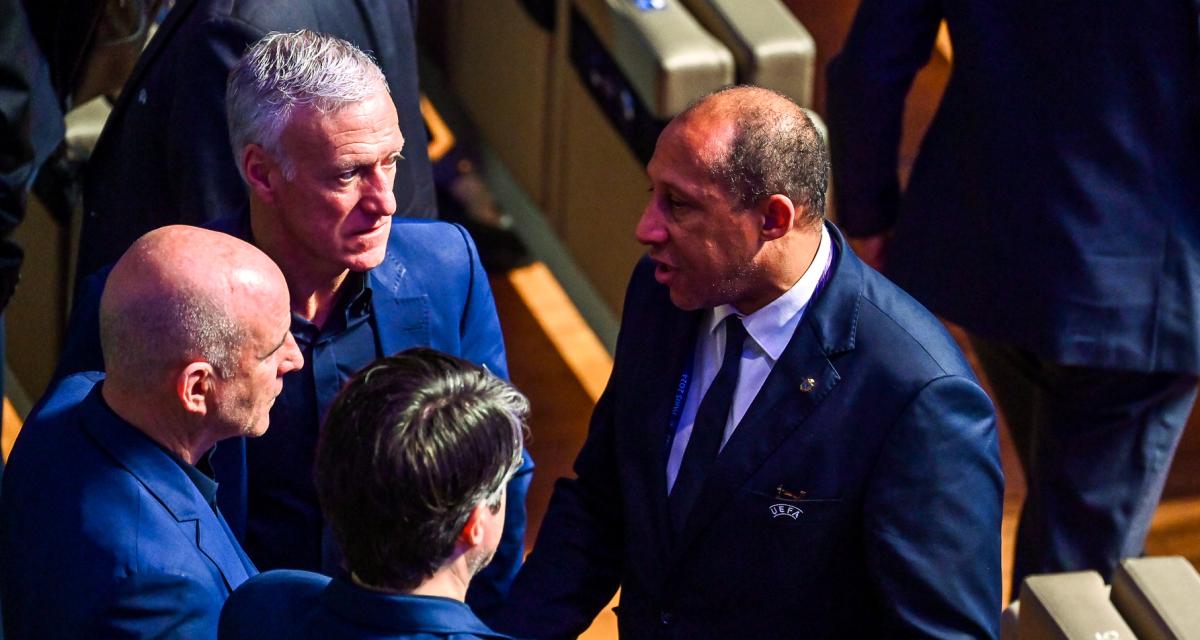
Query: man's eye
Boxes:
[{"xmin": 337, "ymin": 170, "xmax": 356, "ymax": 182}]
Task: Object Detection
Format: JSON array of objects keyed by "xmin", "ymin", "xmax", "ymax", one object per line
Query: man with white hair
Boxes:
[
  {"xmin": 74, "ymin": 0, "xmax": 435, "ymax": 284},
  {"xmin": 53, "ymin": 30, "xmax": 529, "ymax": 615},
  {"xmin": 1, "ymin": 226, "xmax": 304, "ymax": 639}
]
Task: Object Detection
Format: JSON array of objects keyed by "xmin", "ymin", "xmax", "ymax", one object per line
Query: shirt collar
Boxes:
[
  {"xmin": 343, "ymin": 270, "xmax": 373, "ymax": 319},
  {"xmin": 291, "ymin": 271, "xmax": 374, "ymax": 345},
  {"xmin": 154, "ymin": 440, "xmax": 219, "ymax": 510},
  {"xmin": 321, "ymin": 577, "xmax": 511, "ymax": 638},
  {"xmin": 707, "ymin": 224, "xmax": 833, "ymax": 361}
]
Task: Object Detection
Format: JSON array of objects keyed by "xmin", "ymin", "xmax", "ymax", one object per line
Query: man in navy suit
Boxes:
[
  {"xmin": 1, "ymin": 226, "xmax": 304, "ymax": 639},
  {"xmin": 497, "ymin": 86, "xmax": 1003, "ymax": 638},
  {"xmin": 75, "ymin": 0, "xmax": 435, "ymax": 284},
  {"xmin": 220, "ymin": 349, "xmax": 523, "ymax": 639},
  {"xmin": 53, "ymin": 30, "xmax": 530, "ymax": 615},
  {"xmin": 826, "ymin": 0, "xmax": 1200, "ymax": 589}
]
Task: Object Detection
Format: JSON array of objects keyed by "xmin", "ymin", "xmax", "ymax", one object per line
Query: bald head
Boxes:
[
  {"xmin": 100, "ymin": 226, "xmax": 287, "ymax": 387},
  {"xmin": 679, "ymin": 86, "xmax": 829, "ymax": 224}
]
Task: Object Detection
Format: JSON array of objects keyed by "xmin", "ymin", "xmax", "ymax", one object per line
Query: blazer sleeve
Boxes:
[
  {"xmin": 825, "ymin": 0, "xmax": 943, "ymax": 237},
  {"xmin": 494, "ymin": 267, "xmax": 661, "ymax": 638},
  {"xmin": 448, "ymin": 222, "xmax": 531, "ymax": 618},
  {"xmin": 452, "ymin": 223, "xmax": 509, "ymax": 380},
  {"xmin": 864, "ymin": 374, "xmax": 1003, "ymax": 639},
  {"xmin": 91, "ymin": 571, "xmax": 225, "ymax": 639},
  {"xmin": 495, "ymin": 383, "xmax": 626, "ymax": 639},
  {"xmin": 164, "ymin": 15, "xmax": 264, "ymax": 227}
]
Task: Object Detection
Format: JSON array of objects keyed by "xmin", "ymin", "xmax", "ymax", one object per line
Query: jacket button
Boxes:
[{"xmin": 660, "ymin": 611, "xmax": 675, "ymax": 626}]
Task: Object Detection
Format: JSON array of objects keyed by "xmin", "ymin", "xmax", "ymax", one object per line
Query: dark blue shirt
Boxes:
[
  {"xmin": 167, "ymin": 448, "xmax": 220, "ymax": 513},
  {"xmin": 243, "ymin": 272, "xmax": 381, "ymax": 571},
  {"xmin": 219, "ymin": 570, "xmax": 514, "ymax": 639}
]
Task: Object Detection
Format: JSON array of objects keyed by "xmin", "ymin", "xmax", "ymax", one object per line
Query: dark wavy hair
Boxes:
[{"xmin": 315, "ymin": 348, "xmax": 527, "ymax": 591}]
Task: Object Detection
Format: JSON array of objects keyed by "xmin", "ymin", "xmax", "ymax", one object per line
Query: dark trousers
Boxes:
[{"xmin": 971, "ymin": 337, "xmax": 1197, "ymax": 594}]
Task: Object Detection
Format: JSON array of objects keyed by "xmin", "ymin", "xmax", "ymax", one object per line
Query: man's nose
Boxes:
[
  {"xmin": 635, "ymin": 202, "xmax": 667, "ymax": 246},
  {"xmin": 361, "ymin": 166, "xmax": 397, "ymax": 217},
  {"xmin": 280, "ymin": 333, "xmax": 304, "ymax": 375}
]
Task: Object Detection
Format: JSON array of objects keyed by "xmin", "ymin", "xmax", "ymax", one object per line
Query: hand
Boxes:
[{"xmin": 848, "ymin": 233, "xmax": 889, "ymax": 271}]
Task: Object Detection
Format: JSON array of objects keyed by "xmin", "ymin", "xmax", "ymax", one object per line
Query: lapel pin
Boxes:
[{"xmin": 799, "ymin": 377, "xmax": 816, "ymax": 393}]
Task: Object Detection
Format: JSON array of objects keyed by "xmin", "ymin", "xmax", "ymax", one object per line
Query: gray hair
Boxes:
[
  {"xmin": 686, "ymin": 86, "xmax": 830, "ymax": 225},
  {"xmin": 100, "ymin": 282, "xmax": 242, "ymax": 382},
  {"xmin": 225, "ymin": 29, "xmax": 389, "ymax": 179}
]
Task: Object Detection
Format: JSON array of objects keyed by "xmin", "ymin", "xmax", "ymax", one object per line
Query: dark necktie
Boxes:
[{"xmin": 669, "ymin": 316, "xmax": 747, "ymax": 534}]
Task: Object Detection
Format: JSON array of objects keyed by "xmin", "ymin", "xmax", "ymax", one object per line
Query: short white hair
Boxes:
[{"xmin": 225, "ymin": 29, "xmax": 389, "ymax": 179}]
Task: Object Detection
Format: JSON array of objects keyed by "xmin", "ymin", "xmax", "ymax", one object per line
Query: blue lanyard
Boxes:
[{"xmin": 666, "ymin": 347, "xmax": 697, "ymax": 444}]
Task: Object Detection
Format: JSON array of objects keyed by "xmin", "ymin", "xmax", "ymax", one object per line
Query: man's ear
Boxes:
[
  {"xmin": 760, "ymin": 194, "xmax": 797, "ymax": 241},
  {"xmin": 177, "ymin": 362, "xmax": 216, "ymax": 417},
  {"xmin": 459, "ymin": 503, "xmax": 488, "ymax": 548},
  {"xmin": 242, "ymin": 144, "xmax": 278, "ymax": 205}
]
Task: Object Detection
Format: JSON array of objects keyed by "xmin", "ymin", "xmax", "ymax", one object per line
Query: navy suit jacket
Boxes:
[
  {"xmin": 1, "ymin": 373, "xmax": 256, "ymax": 639},
  {"xmin": 827, "ymin": 0, "xmax": 1200, "ymax": 373},
  {"xmin": 77, "ymin": 0, "xmax": 435, "ymax": 284},
  {"xmin": 498, "ymin": 224, "xmax": 1003, "ymax": 639},
  {"xmin": 219, "ymin": 570, "xmax": 513, "ymax": 639},
  {"xmin": 52, "ymin": 215, "xmax": 529, "ymax": 615},
  {"xmin": 0, "ymin": 0, "xmax": 63, "ymax": 310}
]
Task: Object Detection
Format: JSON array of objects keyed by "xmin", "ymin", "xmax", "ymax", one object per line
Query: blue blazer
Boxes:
[
  {"xmin": 826, "ymin": 0, "xmax": 1200, "ymax": 373},
  {"xmin": 76, "ymin": 0, "xmax": 435, "ymax": 284},
  {"xmin": 1, "ymin": 373, "xmax": 256, "ymax": 639},
  {"xmin": 52, "ymin": 215, "xmax": 530, "ymax": 616},
  {"xmin": 219, "ymin": 570, "xmax": 513, "ymax": 639},
  {"xmin": 498, "ymin": 224, "xmax": 1003, "ymax": 639}
]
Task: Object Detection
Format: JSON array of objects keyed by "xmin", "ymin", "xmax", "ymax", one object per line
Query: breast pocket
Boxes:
[{"xmin": 746, "ymin": 489, "xmax": 845, "ymax": 529}]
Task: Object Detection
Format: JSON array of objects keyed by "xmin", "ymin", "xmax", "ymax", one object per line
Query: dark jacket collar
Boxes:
[
  {"xmin": 82, "ymin": 385, "xmax": 210, "ymax": 522},
  {"xmin": 802, "ymin": 221, "xmax": 863, "ymax": 357},
  {"xmin": 79, "ymin": 384, "xmax": 255, "ymax": 590},
  {"xmin": 320, "ymin": 577, "xmax": 512, "ymax": 638}
]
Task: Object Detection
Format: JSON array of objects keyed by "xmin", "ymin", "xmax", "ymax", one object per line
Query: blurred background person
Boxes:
[{"xmin": 826, "ymin": 0, "xmax": 1200, "ymax": 590}]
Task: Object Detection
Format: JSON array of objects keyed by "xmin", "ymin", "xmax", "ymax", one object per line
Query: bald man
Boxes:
[
  {"xmin": 499, "ymin": 87, "xmax": 1002, "ymax": 638},
  {"xmin": 0, "ymin": 226, "xmax": 303, "ymax": 639}
]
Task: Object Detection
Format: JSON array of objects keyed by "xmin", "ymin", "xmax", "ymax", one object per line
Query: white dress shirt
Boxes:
[{"xmin": 666, "ymin": 225, "xmax": 833, "ymax": 493}]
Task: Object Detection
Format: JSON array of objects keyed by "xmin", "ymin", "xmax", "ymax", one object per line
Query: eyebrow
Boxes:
[{"xmin": 337, "ymin": 149, "xmax": 405, "ymax": 171}]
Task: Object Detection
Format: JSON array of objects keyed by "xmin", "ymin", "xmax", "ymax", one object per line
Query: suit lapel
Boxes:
[
  {"xmin": 670, "ymin": 223, "xmax": 863, "ymax": 558},
  {"xmin": 369, "ymin": 245, "xmax": 431, "ymax": 355},
  {"xmin": 192, "ymin": 508, "xmax": 255, "ymax": 590},
  {"xmin": 82, "ymin": 390, "xmax": 254, "ymax": 591}
]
